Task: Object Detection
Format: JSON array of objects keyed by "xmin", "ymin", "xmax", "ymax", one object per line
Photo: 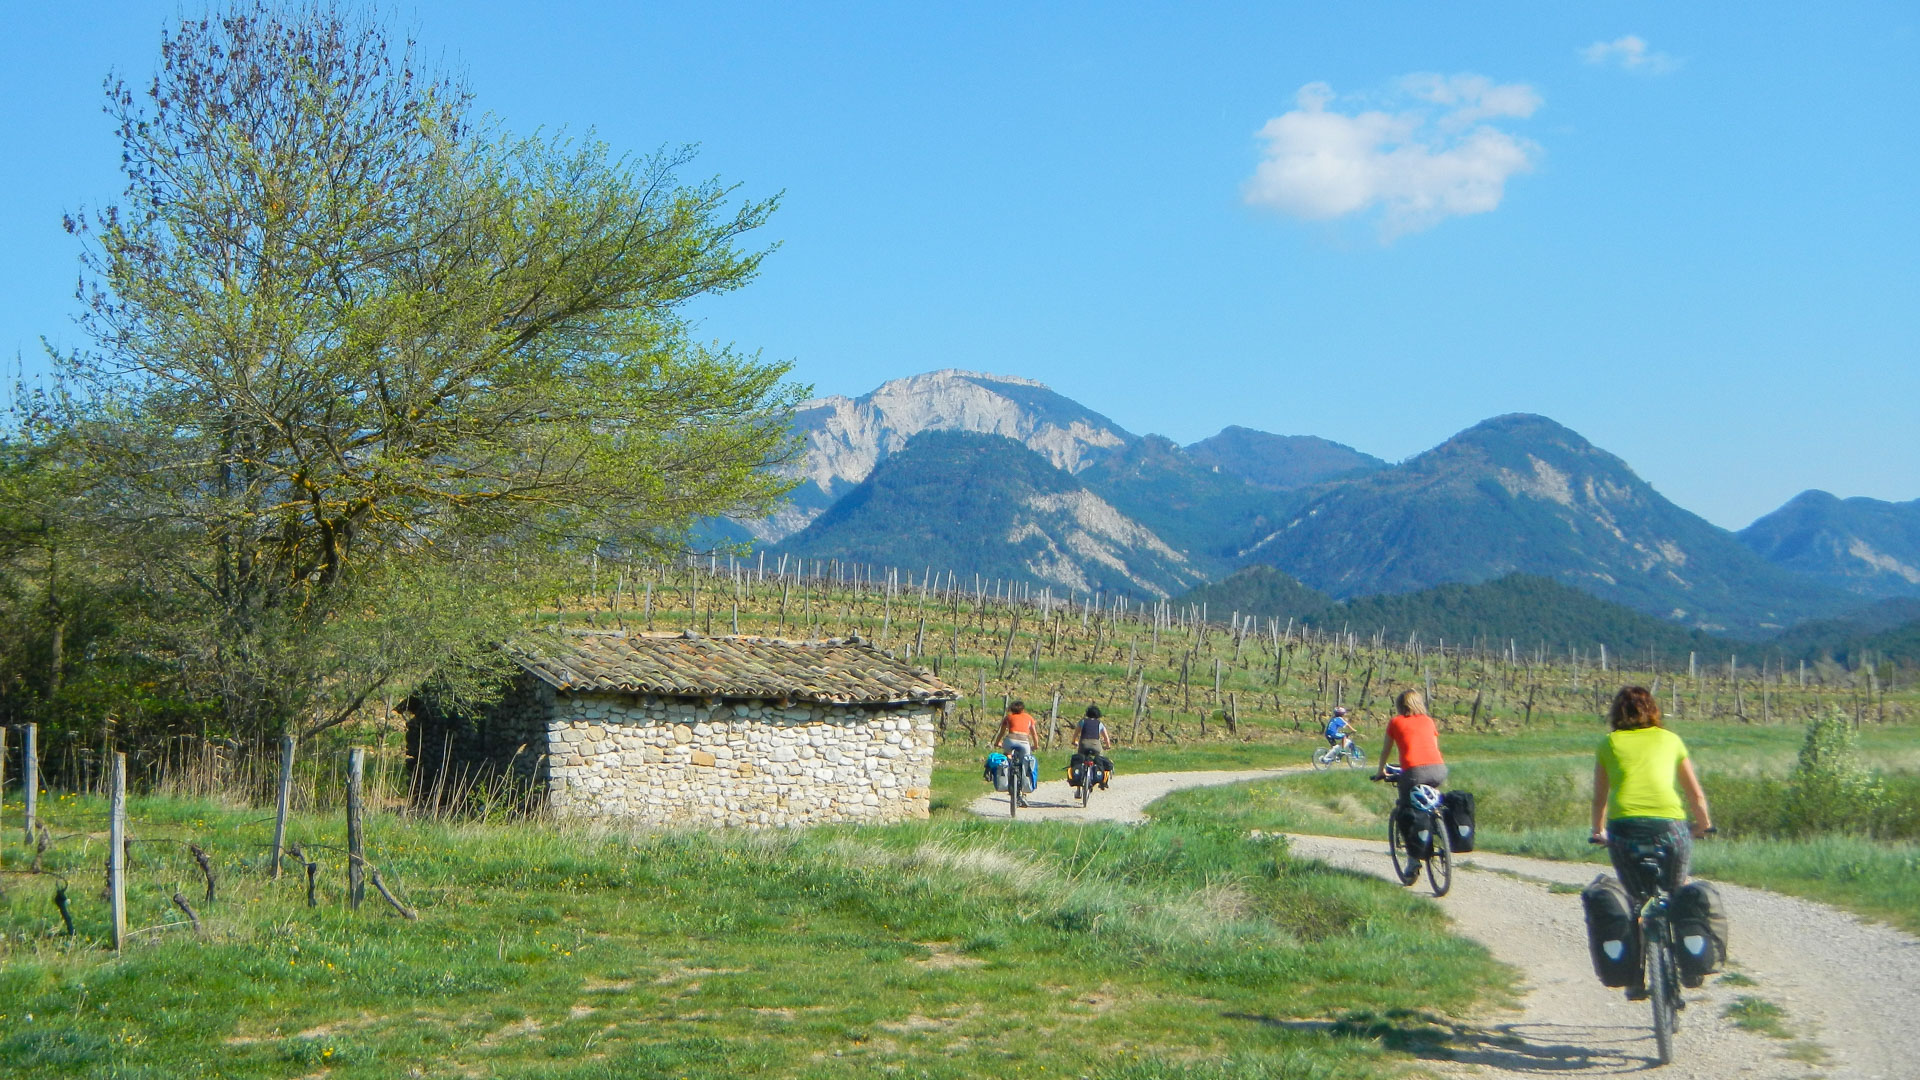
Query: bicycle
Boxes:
[
  {"xmin": 1311, "ymin": 738, "xmax": 1367, "ymax": 770},
  {"xmin": 1006, "ymin": 743, "xmax": 1034, "ymax": 818},
  {"xmin": 1375, "ymin": 765, "xmax": 1450, "ymax": 896},
  {"xmin": 1071, "ymin": 752, "xmax": 1097, "ymax": 808},
  {"xmin": 1591, "ymin": 829, "xmax": 1715, "ymax": 1066}
]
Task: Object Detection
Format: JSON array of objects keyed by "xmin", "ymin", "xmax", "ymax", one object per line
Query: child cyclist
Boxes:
[{"xmin": 1324, "ymin": 706, "xmax": 1356, "ymax": 754}]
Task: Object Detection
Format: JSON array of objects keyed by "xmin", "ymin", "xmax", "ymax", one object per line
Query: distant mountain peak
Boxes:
[
  {"xmin": 743, "ymin": 370, "xmax": 1134, "ymax": 542},
  {"xmin": 1185, "ymin": 426, "xmax": 1385, "ymax": 491}
]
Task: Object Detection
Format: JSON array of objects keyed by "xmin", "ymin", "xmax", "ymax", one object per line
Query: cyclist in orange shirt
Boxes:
[
  {"xmin": 997, "ymin": 699, "xmax": 1040, "ymax": 801},
  {"xmin": 1372, "ymin": 689, "xmax": 1447, "ymax": 806}
]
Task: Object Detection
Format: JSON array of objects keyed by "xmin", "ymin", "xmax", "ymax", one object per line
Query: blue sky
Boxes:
[{"xmin": 2, "ymin": 2, "xmax": 1915, "ymax": 528}]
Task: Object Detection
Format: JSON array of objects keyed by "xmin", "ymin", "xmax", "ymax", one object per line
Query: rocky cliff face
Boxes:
[
  {"xmin": 740, "ymin": 370, "xmax": 1133, "ymax": 541},
  {"xmin": 771, "ymin": 431, "xmax": 1205, "ymax": 600}
]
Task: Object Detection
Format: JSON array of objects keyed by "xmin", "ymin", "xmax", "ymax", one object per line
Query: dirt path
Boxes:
[{"xmin": 970, "ymin": 768, "xmax": 1920, "ymax": 1079}]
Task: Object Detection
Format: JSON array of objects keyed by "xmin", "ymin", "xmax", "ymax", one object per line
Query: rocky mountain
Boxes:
[
  {"xmin": 1230, "ymin": 414, "xmax": 1857, "ymax": 635},
  {"xmin": 1185, "ymin": 426, "xmax": 1386, "ymax": 490},
  {"xmin": 1076, "ymin": 435, "xmax": 1282, "ymax": 577},
  {"xmin": 1737, "ymin": 491, "xmax": 1920, "ymax": 600},
  {"xmin": 743, "ymin": 370, "xmax": 1134, "ymax": 542},
  {"xmin": 769, "ymin": 431, "xmax": 1208, "ymax": 599}
]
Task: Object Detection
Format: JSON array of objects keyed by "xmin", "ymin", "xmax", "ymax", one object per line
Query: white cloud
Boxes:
[
  {"xmin": 1243, "ymin": 76, "xmax": 1542, "ymax": 238},
  {"xmin": 1581, "ymin": 35, "xmax": 1680, "ymax": 74}
]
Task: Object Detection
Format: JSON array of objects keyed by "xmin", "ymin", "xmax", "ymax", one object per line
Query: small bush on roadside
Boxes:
[{"xmin": 1784, "ymin": 713, "xmax": 1887, "ymax": 835}]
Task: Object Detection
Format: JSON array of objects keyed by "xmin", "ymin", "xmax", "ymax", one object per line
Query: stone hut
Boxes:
[{"xmin": 407, "ymin": 631, "xmax": 958, "ymax": 827}]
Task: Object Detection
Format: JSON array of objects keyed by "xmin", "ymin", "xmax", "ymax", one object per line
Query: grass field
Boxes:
[
  {"xmin": 1152, "ymin": 720, "xmax": 1920, "ymax": 934},
  {"xmin": 0, "ymin": 794, "xmax": 1512, "ymax": 1079}
]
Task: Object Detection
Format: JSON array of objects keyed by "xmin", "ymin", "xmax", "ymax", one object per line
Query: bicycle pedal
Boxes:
[{"xmin": 1625, "ymin": 987, "xmax": 1649, "ymax": 1001}]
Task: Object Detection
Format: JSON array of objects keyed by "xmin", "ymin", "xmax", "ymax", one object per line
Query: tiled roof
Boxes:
[{"xmin": 510, "ymin": 632, "xmax": 960, "ymax": 706}]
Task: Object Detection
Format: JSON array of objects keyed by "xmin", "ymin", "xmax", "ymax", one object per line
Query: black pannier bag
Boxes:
[
  {"xmin": 1095, "ymin": 754, "xmax": 1114, "ymax": 783},
  {"xmin": 1670, "ymin": 881, "xmax": 1729, "ymax": 986},
  {"xmin": 1581, "ymin": 874, "xmax": 1642, "ymax": 988},
  {"xmin": 1397, "ymin": 806, "xmax": 1438, "ymax": 858},
  {"xmin": 1441, "ymin": 790, "xmax": 1477, "ymax": 852},
  {"xmin": 1068, "ymin": 751, "xmax": 1090, "ymax": 786}
]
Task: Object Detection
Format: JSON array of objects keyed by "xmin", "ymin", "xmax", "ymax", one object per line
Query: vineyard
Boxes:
[{"xmin": 549, "ymin": 553, "xmax": 1914, "ymax": 752}]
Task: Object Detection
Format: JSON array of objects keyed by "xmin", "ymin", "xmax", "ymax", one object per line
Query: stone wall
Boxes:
[{"xmin": 546, "ymin": 692, "xmax": 937, "ymax": 827}]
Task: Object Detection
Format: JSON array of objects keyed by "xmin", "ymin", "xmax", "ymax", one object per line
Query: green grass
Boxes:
[
  {"xmin": 0, "ymin": 794, "xmax": 1510, "ymax": 1079},
  {"xmin": 1724, "ymin": 996, "xmax": 1792, "ymax": 1038},
  {"xmin": 1147, "ymin": 721, "xmax": 1920, "ymax": 935}
]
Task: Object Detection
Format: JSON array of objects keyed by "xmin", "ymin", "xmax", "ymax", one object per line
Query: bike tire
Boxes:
[
  {"xmin": 1388, "ymin": 815, "xmax": 1419, "ymax": 885},
  {"xmin": 1346, "ymin": 746, "xmax": 1367, "ymax": 769},
  {"xmin": 1079, "ymin": 780, "xmax": 1091, "ymax": 808},
  {"xmin": 1009, "ymin": 755, "xmax": 1020, "ymax": 819},
  {"xmin": 1427, "ymin": 818, "xmax": 1452, "ymax": 897},
  {"xmin": 1647, "ymin": 925, "xmax": 1675, "ymax": 1065},
  {"xmin": 1311, "ymin": 748, "xmax": 1330, "ymax": 771}
]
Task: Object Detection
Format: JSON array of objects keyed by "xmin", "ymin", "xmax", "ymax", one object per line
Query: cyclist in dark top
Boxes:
[
  {"xmin": 1074, "ymin": 705, "xmax": 1112, "ymax": 756},
  {"xmin": 1072, "ymin": 705, "xmax": 1113, "ymax": 791}
]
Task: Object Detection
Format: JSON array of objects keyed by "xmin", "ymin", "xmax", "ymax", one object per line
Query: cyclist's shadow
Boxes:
[{"xmin": 1226, "ymin": 1011, "xmax": 1658, "ymax": 1074}]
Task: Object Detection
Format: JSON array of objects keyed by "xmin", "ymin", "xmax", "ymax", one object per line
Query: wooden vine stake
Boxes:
[
  {"xmin": 270, "ymin": 734, "xmax": 295, "ymax": 880},
  {"xmin": 108, "ymin": 752, "xmax": 127, "ymax": 952},
  {"xmin": 22, "ymin": 722, "xmax": 37, "ymax": 844},
  {"xmin": 346, "ymin": 747, "xmax": 366, "ymax": 911}
]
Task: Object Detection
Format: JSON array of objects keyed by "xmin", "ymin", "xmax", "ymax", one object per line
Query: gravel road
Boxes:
[{"xmin": 969, "ymin": 767, "xmax": 1920, "ymax": 1078}]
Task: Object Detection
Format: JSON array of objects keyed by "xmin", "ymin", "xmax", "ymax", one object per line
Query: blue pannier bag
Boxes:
[{"xmin": 986, "ymin": 752, "xmax": 1010, "ymax": 791}]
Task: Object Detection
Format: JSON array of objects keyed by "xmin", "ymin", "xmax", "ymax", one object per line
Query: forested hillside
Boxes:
[
  {"xmin": 1229, "ymin": 414, "xmax": 1855, "ymax": 634},
  {"xmin": 1739, "ymin": 490, "xmax": 1920, "ymax": 599}
]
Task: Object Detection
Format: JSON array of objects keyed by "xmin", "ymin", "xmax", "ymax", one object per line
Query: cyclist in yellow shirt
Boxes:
[{"xmin": 1590, "ymin": 686, "xmax": 1714, "ymax": 895}]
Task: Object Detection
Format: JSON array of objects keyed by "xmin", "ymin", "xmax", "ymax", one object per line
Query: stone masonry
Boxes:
[
  {"xmin": 409, "ymin": 631, "xmax": 956, "ymax": 828},
  {"xmin": 546, "ymin": 694, "xmax": 937, "ymax": 827}
]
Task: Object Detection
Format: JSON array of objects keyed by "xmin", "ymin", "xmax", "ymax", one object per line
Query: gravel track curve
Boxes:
[{"xmin": 968, "ymin": 767, "xmax": 1920, "ymax": 1078}]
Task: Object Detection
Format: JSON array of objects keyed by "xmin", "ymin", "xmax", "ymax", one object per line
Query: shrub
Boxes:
[{"xmin": 1783, "ymin": 713, "xmax": 1886, "ymax": 836}]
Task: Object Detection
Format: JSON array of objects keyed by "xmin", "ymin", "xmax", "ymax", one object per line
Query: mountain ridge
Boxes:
[{"xmin": 1738, "ymin": 490, "xmax": 1920, "ymax": 599}]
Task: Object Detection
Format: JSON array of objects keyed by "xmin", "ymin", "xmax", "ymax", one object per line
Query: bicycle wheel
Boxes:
[
  {"xmin": 1646, "ymin": 926, "xmax": 1675, "ymax": 1065},
  {"xmin": 1009, "ymin": 756, "xmax": 1021, "ymax": 819},
  {"xmin": 1345, "ymin": 746, "xmax": 1367, "ymax": 769},
  {"xmin": 1311, "ymin": 746, "xmax": 1330, "ymax": 771},
  {"xmin": 1079, "ymin": 777, "xmax": 1091, "ymax": 808},
  {"xmin": 1388, "ymin": 815, "xmax": 1419, "ymax": 885},
  {"xmin": 1426, "ymin": 818, "xmax": 1452, "ymax": 897}
]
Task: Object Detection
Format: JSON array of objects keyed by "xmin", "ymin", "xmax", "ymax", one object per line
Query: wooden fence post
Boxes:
[
  {"xmin": 109, "ymin": 752, "xmax": 127, "ymax": 952},
  {"xmin": 271, "ymin": 734, "xmax": 296, "ymax": 879},
  {"xmin": 1046, "ymin": 690, "xmax": 1060, "ymax": 749},
  {"xmin": 23, "ymin": 723, "xmax": 37, "ymax": 845},
  {"xmin": 346, "ymin": 747, "xmax": 366, "ymax": 911}
]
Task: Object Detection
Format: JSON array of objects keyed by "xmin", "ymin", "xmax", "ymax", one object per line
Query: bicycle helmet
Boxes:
[
  {"xmin": 1410, "ymin": 784, "xmax": 1443, "ymax": 814},
  {"xmin": 1333, "ymin": 706, "xmax": 1346, "ymax": 716}
]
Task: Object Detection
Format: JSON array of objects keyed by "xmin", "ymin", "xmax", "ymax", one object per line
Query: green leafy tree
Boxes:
[{"xmin": 54, "ymin": 2, "xmax": 802, "ymax": 745}]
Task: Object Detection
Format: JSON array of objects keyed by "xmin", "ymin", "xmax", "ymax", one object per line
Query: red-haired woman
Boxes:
[{"xmin": 1591, "ymin": 686, "xmax": 1714, "ymax": 896}]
